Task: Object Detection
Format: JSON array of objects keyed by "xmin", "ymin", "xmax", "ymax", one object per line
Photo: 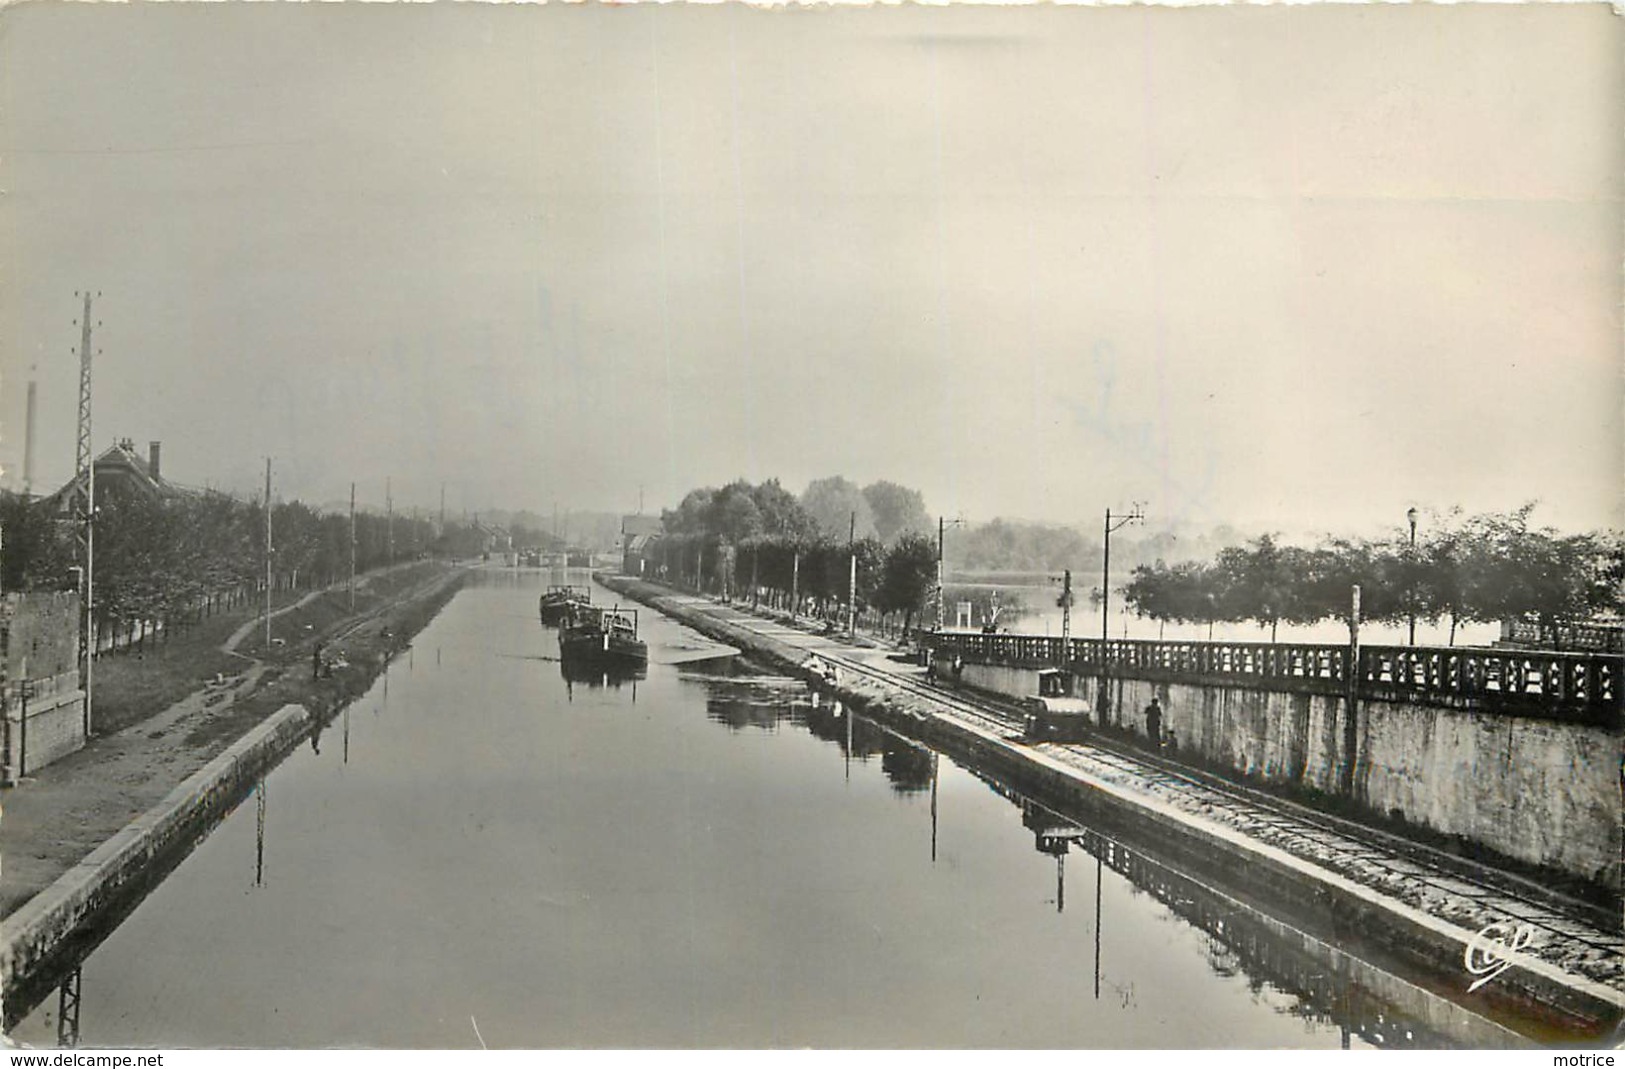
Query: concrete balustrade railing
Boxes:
[{"xmin": 927, "ymin": 632, "xmax": 1620, "ymax": 723}]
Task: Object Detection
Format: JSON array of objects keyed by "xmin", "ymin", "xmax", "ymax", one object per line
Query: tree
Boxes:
[
  {"xmin": 750, "ymin": 479, "xmax": 818, "ymax": 542},
  {"xmin": 0, "ymin": 492, "xmax": 74, "ymax": 591},
  {"xmin": 707, "ymin": 480, "xmax": 765, "ymax": 544},
  {"xmin": 957, "ymin": 518, "xmax": 1093, "ymax": 572},
  {"xmin": 800, "ymin": 476, "xmax": 877, "ymax": 542},
  {"xmin": 1122, "ymin": 559, "xmax": 1230, "ymax": 638},
  {"xmin": 862, "ymin": 481, "xmax": 930, "ymax": 545},
  {"xmin": 1213, "ymin": 535, "xmax": 1306, "ymax": 642},
  {"xmin": 1407, "ymin": 510, "xmax": 1477, "ymax": 646},
  {"xmin": 853, "ymin": 536, "xmax": 886, "ymax": 610},
  {"xmin": 1597, "ymin": 531, "xmax": 1625, "ymax": 618},
  {"xmin": 662, "ymin": 487, "xmax": 717, "ymax": 537},
  {"xmin": 875, "ymin": 532, "xmax": 937, "ymax": 635},
  {"xmin": 1462, "ymin": 508, "xmax": 1610, "ymax": 649}
]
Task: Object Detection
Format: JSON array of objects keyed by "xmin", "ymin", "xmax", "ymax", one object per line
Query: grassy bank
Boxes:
[
  {"xmin": 90, "ymin": 562, "xmax": 458, "ymax": 736},
  {"xmin": 182, "ymin": 563, "xmax": 468, "ymax": 749}
]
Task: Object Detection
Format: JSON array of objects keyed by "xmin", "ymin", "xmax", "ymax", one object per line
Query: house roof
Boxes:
[
  {"xmin": 621, "ymin": 514, "xmax": 663, "ymax": 537},
  {"xmin": 41, "ymin": 439, "xmax": 187, "ymax": 511}
]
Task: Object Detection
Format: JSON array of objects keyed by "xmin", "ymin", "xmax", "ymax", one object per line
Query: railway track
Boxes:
[{"xmin": 807, "ymin": 642, "xmax": 1622, "ymax": 965}]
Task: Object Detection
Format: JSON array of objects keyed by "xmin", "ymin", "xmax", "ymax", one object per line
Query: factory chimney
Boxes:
[{"xmin": 23, "ymin": 380, "xmax": 37, "ymax": 494}]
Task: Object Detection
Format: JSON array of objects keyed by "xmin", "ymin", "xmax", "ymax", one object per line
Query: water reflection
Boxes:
[
  {"xmin": 55, "ymin": 968, "xmax": 81, "ymax": 1049},
  {"xmin": 558, "ymin": 657, "xmax": 646, "ymax": 690},
  {"xmin": 930, "ymin": 752, "xmax": 940, "ymax": 864},
  {"xmin": 253, "ymin": 779, "xmax": 267, "ymax": 888},
  {"xmin": 1004, "ymin": 787, "xmax": 1472, "ymax": 1047},
  {"xmin": 692, "ymin": 672, "xmax": 1525, "ymax": 1049},
  {"xmin": 688, "ymin": 669, "xmax": 936, "ymax": 796}
]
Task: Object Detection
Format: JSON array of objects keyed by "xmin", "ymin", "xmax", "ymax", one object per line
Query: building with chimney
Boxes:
[
  {"xmin": 620, "ymin": 514, "xmax": 663, "ymax": 576},
  {"xmin": 40, "ymin": 439, "xmax": 186, "ymax": 511}
]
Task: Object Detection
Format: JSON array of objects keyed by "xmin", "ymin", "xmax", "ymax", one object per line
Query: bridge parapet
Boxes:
[{"xmin": 927, "ymin": 632, "xmax": 1620, "ymax": 724}]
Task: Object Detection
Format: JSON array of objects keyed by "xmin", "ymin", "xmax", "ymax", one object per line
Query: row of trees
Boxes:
[
  {"xmin": 649, "ymin": 484, "xmax": 1624, "ymax": 648},
  {"xmin": 1121, "ymin": 507, "xmax": 1624, "ymax": 646},
  {"xmin": 650, "ymin": 477, "xmax": 942, "ymax": 633},
  {"xmin": 0, "ymin": 487, "xmax": 499, "ymax": 650},
  {"xmin": 660, "ymin": 476, "xmax": 933, "ymax": 548},
  {"xmin": 953, "ymin": 518, "xmax": 1095, "ymax": 574}
]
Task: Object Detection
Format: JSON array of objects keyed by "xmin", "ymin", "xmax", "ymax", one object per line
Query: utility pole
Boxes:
[
  {"xmin": 936, "ymin": 516, "xmax": 968, "ymax": 633},
  {"xmin": 348, "ymin": 482, "xmax": 357, "ymax": 611},
  {"xmin": 1058, "ymin": 568, "xmax": 1073, "ymax": 647},
  {"xmin": 1100, "ymin": 503, "xmax": 1144, "ymax": 727},
  {"xmin": 264, "ymin": 459, "xmax": 273, "ymax": 652},
  {"xmin": 386, "ymin": 477, "xmax": 394, "ymax": 567},
  {"xmin": 1343, "ymin": 584, "xmax": 1362, "ymax": 797},
  {"xmin": 791, "ymin": 549, "xmax": 800, "ymax": 618},
  {"xmin": 937, "ymin": 516, "xmax": 946, "ymax": 632},
  {"xmin": 847, "ymin": 511, "xmax": 857, "ymax": 639},
  {"xmin": 1406, "ymin": 507, "xmax": 1419, "ymax": 647},
  {"xmin": 439, "ymin": 483, "xmax": 446, "ymax": 541},
  {"xmin": 935, "ymin": 515, "xmax": 965, "ymax": 632},
  {"xmin": 70, "ymin": 292, "xmax": 99, "ymax": 736}
]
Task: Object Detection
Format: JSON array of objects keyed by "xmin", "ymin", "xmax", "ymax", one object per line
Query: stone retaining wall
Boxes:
[
  {"xmin": 1, "ymin": 704, "xmax": 309, "ymax": 1014},
  {"xmin": 957, "ymin": 661, "xmax": 1620, "ymax": 888}
]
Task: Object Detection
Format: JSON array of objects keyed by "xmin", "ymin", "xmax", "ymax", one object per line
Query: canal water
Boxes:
[{"xmin": 13, "ymin": 571, "xmax": 1437, "ymax": 1048}]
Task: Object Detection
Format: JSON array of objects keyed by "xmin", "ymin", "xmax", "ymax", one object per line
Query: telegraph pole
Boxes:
[
  {"xmin": 937, "ymin": 516, "xmax": 946, "ymax": 632},
  {"xmin": 71, "ymin": 292, "xmax": 99, "ymax": 736},
  {"xmin": 1100, "ymin": 503, "xmax": 1144, "ymax": 726},
  {"xmin": 935, "ymin": 516, "xmax": 965, "ymax": 632},
  {"xmin": 1058, "ymin": 569, "xmax": 1073, "ymax": 646},
  {"xmin": 847, "ymin": 512, "xmax": 857, "ymax": 639},
  {"xmin": 1343, "ymin": 584, "xmax": 1362, "ymax": 797},
  {"xmin": 386, "ymin": 477, "xmax": 394, "ymax": 567},
  {"xmin": 348, "ymin": 482, "xmax": 357, "ymax": 611},
  {"xmin": 264, "ymin": 459, "xmax": 273, "ymax": 652}
]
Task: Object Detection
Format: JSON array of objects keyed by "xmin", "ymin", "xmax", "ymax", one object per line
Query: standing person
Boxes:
[
  {"xmin": 313, "ymin": 642, "xmax": 325, "ymax": 681},
  {"xmin": 1144, "ymin": 696, "xmax": 1163, "ymax": 749}
]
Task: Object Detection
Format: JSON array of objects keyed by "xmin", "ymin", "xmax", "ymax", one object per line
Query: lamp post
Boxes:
[
  {"xmin": 1406, "ymin": 507, "xmax": 1419, "ymax": 646},
  {"xmin": 1100, "ymin": 503, "xmax": 1145, "ymax": 727}
]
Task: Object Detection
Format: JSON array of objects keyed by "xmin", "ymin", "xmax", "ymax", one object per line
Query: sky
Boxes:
[{"xmin": 1, "ymin": 2, "xmax": 1620, "ymax": 542}]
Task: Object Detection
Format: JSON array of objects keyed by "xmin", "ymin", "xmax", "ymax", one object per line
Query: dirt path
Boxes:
[
  {"xmin": 219, "ymin": 560, "xmax": 422, "ymax": 655},
  {"xmin": 0, "ymin": 563, "xmax": 467, "ymax": 918}
]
